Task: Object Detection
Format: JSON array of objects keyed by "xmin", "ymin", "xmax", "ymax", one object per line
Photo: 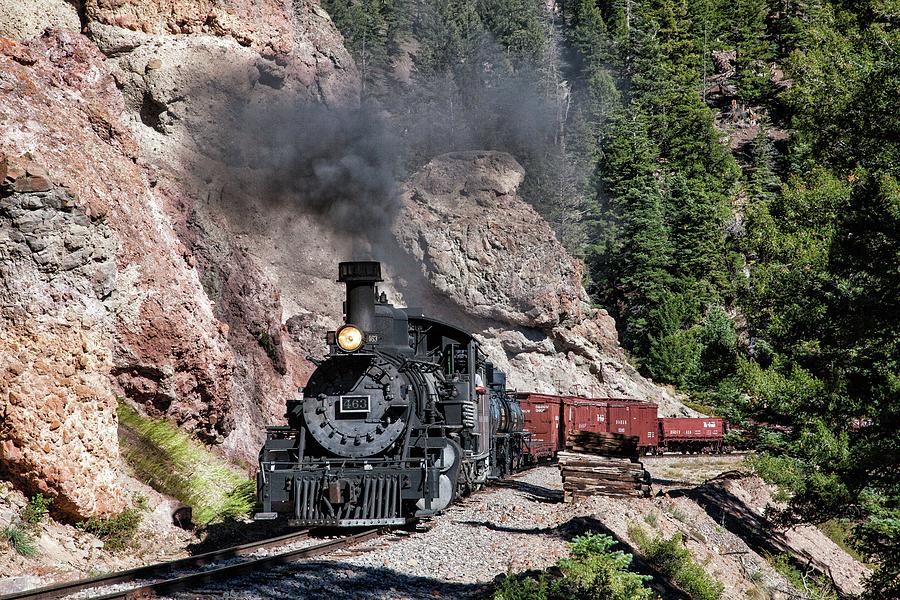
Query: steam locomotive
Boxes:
[{"xmin": 255, "ymin": 261, "xmax": 525, "ymax": 526}]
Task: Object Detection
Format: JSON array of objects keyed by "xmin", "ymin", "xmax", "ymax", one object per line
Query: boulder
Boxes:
[{"xmin": 395, "ymin": 152, "xmax": 698, "ymax": 416}]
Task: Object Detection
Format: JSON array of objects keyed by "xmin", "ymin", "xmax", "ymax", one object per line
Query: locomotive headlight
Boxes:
[{"xmin": 336, "ymin": 325, "xmax": 364, "ymax": 352}]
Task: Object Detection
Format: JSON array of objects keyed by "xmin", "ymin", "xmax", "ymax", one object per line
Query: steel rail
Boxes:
[
  {"xmin": 90, "ymin": 528, "xmax": 382, "ymax": 600},
  {"xmin": 643, "ymin": 451, "xmax": 749, "ymax": 459},
  {"xmin": 0, "ymin": 528, "xmax": 314, "ymax": 600}
]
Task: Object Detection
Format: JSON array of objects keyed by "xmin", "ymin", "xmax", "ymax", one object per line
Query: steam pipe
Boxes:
[{"xmin": 338, "ymin": 261, "xmax": 383, "ymax": 332}]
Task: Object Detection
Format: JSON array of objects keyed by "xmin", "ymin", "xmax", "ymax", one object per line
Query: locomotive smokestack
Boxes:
[{"xmin": 338, "ymin": 261, "xmax": 383, "ymax": 332}]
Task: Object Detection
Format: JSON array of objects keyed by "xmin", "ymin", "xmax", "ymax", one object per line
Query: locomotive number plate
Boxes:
[{"xmin": 339, "ymin": 395, "xmax": 370, "ymax": 413}]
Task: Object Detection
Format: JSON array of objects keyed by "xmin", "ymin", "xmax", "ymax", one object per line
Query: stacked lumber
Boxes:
[
  {"xmin": 559, "ymin": 432, "xmax": 651, "ymax": 501},
  {"xmin": 565, "ymin": 431, "xmax": 638, "ymax": 457}
]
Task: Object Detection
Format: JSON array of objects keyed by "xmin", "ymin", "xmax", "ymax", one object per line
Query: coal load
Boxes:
[{"xmin": 559, "ymin": 431, "xmax": 651, "ymax": 501}]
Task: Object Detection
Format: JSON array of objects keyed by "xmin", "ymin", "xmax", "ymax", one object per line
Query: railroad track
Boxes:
[
  {"xmin": 643, "ymin": 451, "xmax": 749, "ymax": 459},
  {"xmin": 1, "ymin": 527, "xmax": 382, "ymax": 600}
]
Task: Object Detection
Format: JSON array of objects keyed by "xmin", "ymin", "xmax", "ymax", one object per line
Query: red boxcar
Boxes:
[
  {"xmin": 599, "ymin": 398, "xmax": 660, "ymax": 453},
  {"xmin": 517, "ymin": 393, "xmax": 563, "ymax": 461},
  {"xmin": 658, "ymin": 417, "xmax": 725, "ymax": 453},
  {"xmin": 561, "ymin": 396, "xmax": 607, "ymax": 435}
]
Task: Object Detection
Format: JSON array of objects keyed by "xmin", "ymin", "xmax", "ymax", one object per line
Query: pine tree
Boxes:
[
  {"xmin": 646, "ymin": 291, "xmax": 702, "ymax": 387},
  {"xmin": 414, "ymin": 0, "xmax": 485, "ymax": 74},
  {"xmin": 617, "ymin": 176, "xmax": 675, "ymax": 352},
  {"xmin": 591, "ymin": 109, "xmax": 676, "ymax": 352},
  {"xmin": 727, "ymin": 0, "xmax": 773, "ymax": 101},
  {"xmin": 476, "ymin": 0, "xmax": 547, "ymax": 65},
  {"xmin": 668, "ymin": 174, "xmax": 733, "ymax": 306}
]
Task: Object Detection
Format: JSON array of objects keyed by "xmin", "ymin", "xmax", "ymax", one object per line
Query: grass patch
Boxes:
[
  {"xmin": 765, "ymin": 553, "xmax": 837, "ymax": 600},
  {"xmin": 1, "ymin": 492, "xmax": 56, "ymax": 558},
  {"xmin": 2, "ymin": 524, "xmax": 37, "ymax": 557},
  {"xmin": 21, "ymin": 493, "xmax": 52, "ymax": 525},
  {"xmin": 492, "ymin": 533, "xmax": 653, "ymax": 600},
  {"xmin": 669, "ymin": 507, "xmax": 690, "ymax": 523},
  {"xmin": 117, "ymin": 401, "xmax": 255, "ymax": 526},
  {"xmin": 643, "ymin": 513, "xmax": 658, "ymax": 528},
  {"xmin": 628, "ymin": 524, "xmax": 724, "ymax": 600},
  {"xmin": 77, "ymin": 507, "xmax": 143, "ymax": 552}
]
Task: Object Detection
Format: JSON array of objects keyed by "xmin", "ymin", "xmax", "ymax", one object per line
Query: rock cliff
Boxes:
[
  {"xmin": 0, "ymin": 165, "xmax": 125, "ymax": 519},
  {"xmin": 0, "ymin": 1, "xmax": 361, "ymax": 517}
]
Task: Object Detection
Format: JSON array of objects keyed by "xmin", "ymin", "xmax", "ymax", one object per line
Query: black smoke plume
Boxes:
[
  {"xmin": 224, "ymin": 100, "xmax": 403, "ymax": 236},
  {"xmin": 205, "ymin": 36, "xmax": 567, "ymax": 257}
]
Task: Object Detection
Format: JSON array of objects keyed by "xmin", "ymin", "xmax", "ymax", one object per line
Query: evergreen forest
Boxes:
[{"xmin": 322, "ymin": 0, "xmax": 899, "ymax": 596}]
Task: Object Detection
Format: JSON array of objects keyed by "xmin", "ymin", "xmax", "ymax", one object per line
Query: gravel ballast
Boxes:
[
  {"xmin": 167, "ymin": 467, "xmax": 578, "ymax": 599},
  {"xmin": 156, "ymin": 460, "xmax": 868, "ymax": 600}
]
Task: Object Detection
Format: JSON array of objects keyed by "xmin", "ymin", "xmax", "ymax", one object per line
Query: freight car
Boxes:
[
  {"xmin": 657, "ymin": 417, "xmax": 726, "ymax": 453},
  {"xmin": 516, "ymin": 393, "xmax": 727, "ymax": 459},
  {"xmin": 517, "ymin": 393, "xmax": 562, "ymax": 462},
  {"xmin": 255, "ymin": 261, "xmax": 526, "ymax": 526}
]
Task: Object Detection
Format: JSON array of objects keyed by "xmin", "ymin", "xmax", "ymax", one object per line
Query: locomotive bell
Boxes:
[{"xmin": 338, "ymin": 261, "xmax": 382, "ymax": 333}]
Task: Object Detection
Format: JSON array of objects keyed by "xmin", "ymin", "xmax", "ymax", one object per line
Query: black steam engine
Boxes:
[{"xmin": 256, "ymin": 261, "xmax": 525, "ymax": 526}]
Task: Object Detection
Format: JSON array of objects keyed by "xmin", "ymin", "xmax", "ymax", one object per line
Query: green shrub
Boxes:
[
  {"xmin": 557, "ymin": 534, "xmax": 654, "ymax": 600},
  {"xmin": 21, "ymin": 493, "xmax": 52, "ymax": 525},
  {"xmin": 117, "ymin": 401, "xmax": 255, "ymax": 525},
  {"xmin": 493, "ymin": 572, "xmax": 550, "ymax": 600},
  {"xmin": 643, "ymin": 513, "xmax": 658, "ymax": 528},
  {"xmin": 2, "ymin": 524, "xmax": 37, "ymax": 557},
  {"xmin": 765, "ymin": 553, "xmax": 836, "ymax": 600},
  {"xmin": 745, "ymin": 453, "xmax": 806, "ymax": 497},
  {"xmin": 77, "ymin": 507, "xmax": 143, "ymax": 552},
  {"xmin": 629, "ymin": 525, "xmax": 724, "ymax": 600},
  {"xmin": 491, "ymin": 533, "xmax": 653, "ymax": 600}
]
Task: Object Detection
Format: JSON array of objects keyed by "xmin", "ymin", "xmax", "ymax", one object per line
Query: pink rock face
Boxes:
[
  {"xmin": 0, "ymin": 32, "xmax": 238, "ymax": 516},
  {"xmin": 84, "ymin": 0, "xmax": 294, "ymax": 53},
  {"xmin": 0, "ymin": 153, "xmax": 126, "ymax": 518},
  {"xmin": 82, "ymin": 0, "xmax": 359, "ymax": 107},
  {"xmin": 0, "ymin": 1, "xmax": 359, "ymax": 473},
  {"xmin": 4, "ymin": 33, "xmax": 235, "ymax": 441}
]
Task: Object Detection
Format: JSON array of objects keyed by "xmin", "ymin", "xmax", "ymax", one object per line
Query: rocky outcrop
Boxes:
[
  {"xmin": 79, "ymin": 20, "xmax": 360, "ymax": 459},
  {"xmin": 0, "ymin": 0, "xmax": 361, "ymax": 474},
  {"xmin": 1, "ymin": 32, "xmax": 236, "ymax": 442},
  {"xmin": 0, "ymin": 31, "xmax": 246, "ymax": 515},
  {"xmin": 395, "ymin": 152, "xmax": 695, "ymax": 415},
  {"xmin": 0, "ymin": 158, "xmax": 126, "ymax": 519},
  {"xmin": 0, "ymin": 0, "xmax": 79, "ymax": 41}
]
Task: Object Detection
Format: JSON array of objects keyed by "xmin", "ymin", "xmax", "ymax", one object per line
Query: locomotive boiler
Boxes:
[{"xmin": 255, "ymin": 261, "xmax": 525, "ymax": 526}]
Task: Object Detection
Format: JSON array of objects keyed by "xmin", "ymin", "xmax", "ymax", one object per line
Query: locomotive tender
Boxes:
[{"xmin": 256, "ymin": 261, "xmax": 525, "ymax": 526}]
